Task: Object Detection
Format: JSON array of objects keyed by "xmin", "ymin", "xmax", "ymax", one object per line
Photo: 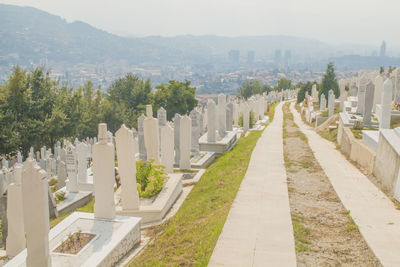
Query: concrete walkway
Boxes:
[
  {"xmin": 209, "ymin": 102, "xmax": 296, "ymax": 267},
  {"xmin": 291, "ymin": 102, "xmax": 400, "ymax": 267}
]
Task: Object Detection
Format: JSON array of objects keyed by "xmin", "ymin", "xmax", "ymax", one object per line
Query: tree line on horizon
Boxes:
[{"xmin": 0, "ymin": 66, "xmax": 198, "ymax": 158}]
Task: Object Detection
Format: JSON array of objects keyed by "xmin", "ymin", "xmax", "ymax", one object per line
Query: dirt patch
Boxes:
[
  {"xmin": 282, "ymin": 103, "xmax": 381, "ymax": 266},
  {"xmin": 53, "ymin": 232, "xmax": 95, "ymax": 254}
]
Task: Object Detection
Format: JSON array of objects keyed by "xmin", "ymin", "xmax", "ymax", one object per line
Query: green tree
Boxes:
[
  {"xmin": 106, "ymin": 73, "xmax": 151, "ymax": 131},
  {"xmin": 296, "ymin": 81, "xmax": 315, "ymax": 103},
  {"xmin": 238, "ymin": 80, "xmax": 271, "ymax": 99},
  {"xmin": 150, "ymin": 80, "xmax": 198, "ymax": 120},
  {"xmin": 274, "ymin": 78, "xmax": 292, "ymax": 91},
  {"xmin": 319, "ymin": 62, "xmax": 339, "ymax": 101}
]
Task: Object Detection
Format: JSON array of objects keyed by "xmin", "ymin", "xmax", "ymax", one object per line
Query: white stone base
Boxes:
[
  {"xmin": 190, "ymin": 151, "xmax": 215, "ymax": 169},
  {"xmin": 199, "ymin": 131, "xmax": 237, "ymax": 154},
  {"xmin": 362, "ymin": 130, "xmax": 380, "ymax": 152},
  {"xmin": 5, "ymin": 212, "xmax": 141, "ymax": 267},
  {"xmin": 182, "ymin": 169, "xmax": 206, "ymax": 186},
  {"xmin": 115, "ymin": 173, "xmax": 182, "ymax": 226},
  {"xmin": 56, "ymin": 187, "xmax": 93, "ymax": 216}
]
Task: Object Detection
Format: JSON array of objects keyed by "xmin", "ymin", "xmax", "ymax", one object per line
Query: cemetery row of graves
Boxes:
[
  {"xmin": 1, "ymin": 89, "xmax": 297, "ymax": 266},
  {"xmin": 300, "ymin": 67, "xmax": 400, "ymax": 204}
]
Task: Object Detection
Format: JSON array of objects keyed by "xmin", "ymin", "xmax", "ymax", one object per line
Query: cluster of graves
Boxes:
[
  {"xmin": 1, "ymin": 90, "xmax": 297, "ymax": 266},
  {"xmin": 301, "ymin": 67, "xmax": 400, "ymax": 206}
]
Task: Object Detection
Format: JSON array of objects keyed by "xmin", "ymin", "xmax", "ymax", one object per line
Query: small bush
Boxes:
[
  {"xmin": 136, "ymin": 159, "xmax": 167, "ymax": 198},
  {"xmin": 55, "ymin": 191, "xmax": 66, "ymax": 203},
  {"xmin": 238, "ymin": 111, "xmax": 256, "ymax": 129},
  {"xmin": 48, "ymin": 178, "xmax": 58, "ymax": 186}
]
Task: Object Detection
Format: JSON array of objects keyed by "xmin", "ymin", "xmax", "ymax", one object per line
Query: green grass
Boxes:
[
  {"xmin": 129, "ymin": 128, "xmax": 267, "ymax": 266},
  {"xmin": 298, "ymin": 132, "xmax": 308, "ymax": 143},
  {"xmin": 291, "ymin": 213, "xmax": 311, "ymax": 252},
  {"xmin": 350, "ymin": 128, "xmax": 363, "ymax": 139}
]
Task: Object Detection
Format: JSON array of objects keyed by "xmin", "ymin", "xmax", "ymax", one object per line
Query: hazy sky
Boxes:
[{"xmin": 1, "ymin": 0, "xmax": 399, "ymax": 45}]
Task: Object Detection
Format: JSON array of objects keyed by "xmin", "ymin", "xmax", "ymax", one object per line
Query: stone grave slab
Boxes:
[
  {"xmin": 54, "ymin": 187, "xmax": 93, "ymax": 216},
  {"xmin": 5, "ymin": 212, "xmax": 141, "ymax": 267},
  {"xmin": 115, "ymin": 173, "xmax": 183, "ymax": 225},
  {"xmin": 199, "ymin": 130, "xmax": 237, "ymax": 155}
]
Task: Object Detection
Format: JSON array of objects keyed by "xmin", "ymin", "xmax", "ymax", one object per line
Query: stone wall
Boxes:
[
  {"xmin": 373, "ymin": 132, "xmax": 400, "ymax": 195},
  {"xmin": 337, "ymin": 116, "xmax": 376, "ymax": 173}
]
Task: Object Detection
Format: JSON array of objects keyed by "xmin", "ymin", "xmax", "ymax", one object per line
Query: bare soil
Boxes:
[
  {"xmin": 53, "ymin": 232, "xmax": 95, "ymax": 254},
  {"xmin": 282, "ymin": 103, "xmax": 381, "ymax": 267}
]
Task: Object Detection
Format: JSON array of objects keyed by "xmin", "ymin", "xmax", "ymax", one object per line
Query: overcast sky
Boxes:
[{"xmin": 1, "ymin": 0, "xmax": 398, "ymax": 45}]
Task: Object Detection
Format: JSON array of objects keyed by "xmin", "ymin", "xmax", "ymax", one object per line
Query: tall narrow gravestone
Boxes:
[
  {"xmin": 161, "ymin": 124, "xmax": 174, "ymax": 173},
  {"xmin": 6, "ymin": 164, "xmax": 25, "ymax": 257},
  {"xmin": 65, "ymin": 143, "xmax": 79, "ymax": 193},
  {"xmin": 380, "ymin": 79, "xmax": 393, "ymax": 129},
  {"xmin": 218, "ymin": 94, "xmax": 227, "ymax": 138},
  {"xmin": 190, "ymin": 109, "xmax": 200, "ymax": 155},
  {"xmin": 320, "ymin": 94, "xmax": 326, "ymax": 111},
  {"xmin": 138, "ymin": 114, "xmax": 147, "ymax": 161},
  {"xmin": 243, "ymin": 103, "xmax": 250, "ymax": 132},
  {"xmin": 179, "ymin": 116, "xmax": 192, "ymax": 170},
  {"xmin": 328, "ymin": 90, "xmax": 335, "ymax": 117},
  {"xmin": 21, "ymin": 160, "xmax": 52, "ymax": 267},
  {"xmin": 144, "ymin": 105, "xmax": 160, "ymax": 163},
  {"xmin": 93, "ymin": 123, "xmax": 116, "ymax": 220},
  {"xmin": 115, "ymin": 124, "xmax": 139, "ymax": 211},
  {"xmin": 207, "ymin": 99, "xmax": 217, "ymax": 142},
  {"xmin": 373, "ymin": 75, "xmax": 384, "ymax": 112},
  {"xmin": 363, "ymin": 81, "xmax": 375, "ymax": 125},
  {"xmin": 357, "ymin": 75, "xmax": 368, "ymax": 114},
  {"xmin": 157, "ymin": 107, "xmax": 167, "ymax": 151},
  {"xmin": 174, "ymin": 114, "xmax": 181, "ymax": 165},
  {"xmin": 76, "ymin": 142, "xmax": 89, "ymax": 184},
  {"xmin": 226, "ymin": 102, "xmax": 233, "ymax": 131}
]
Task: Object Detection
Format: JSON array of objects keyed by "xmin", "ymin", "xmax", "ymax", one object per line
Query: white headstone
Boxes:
[
  {"xmin": 207, "ymin": 99, "xmax": 217, "ymax": 142},
  {"xmin": 189, "ymin": 109, "xmax": 200, "ymax": 155},
  {"xmin": 115, "ymin": 124, "xmax": 139, "ymax": 211},
  {"xmin": 65, "ymin": 143, "xmax": 78, "ymax": 193},
  {"xmin": 144, "ymin": 105, "xmax": 160, "ymax": 163},
  {"xmin": 57, "ymin": 158, "xmax": 67, "ymax": 189},
  {"xmin": 218, "ymin": 94, "xmax": 227, "ymax": 138},
  {"xmin": 93, "ymin": 123, "xmax": 116, "ymax": 219},
  {"xmin": 373, "ymin": 75, "xmax": 384, "ymax": 112},
  {"xmin": 161, "ymin": 124, "xmax": 174, "ymax": 173},
  {"xmin": 179, "ymin": 116, "xmax": 191, "ymax": 170},
  {"xmin": 76, "ymin": 142, "xmax": 89, "ymax": 184},
  {"xmin": 320, "ymin": 93, "xmax": 327, "ymax": 111},
  {"xmin": 328, "ymin": 90, "xmax": 335, "ymax": 117},
  {"xmin": 380, "ymin": 79, "xmax": 393, "ymax": 129},
  {"xmin": 363, "ymin": 81, "xmax": 375, "ymax": 125},
  {"xmin": 6, "ymin": 165, "xmax": 25, "ymax": 257},
  {"xmin": 226, "ymin": 102, "xmax": 233, "ymax": 131},
  {"xmin": 138, "ymin": 114, "xmax": 147, "ymax": 161},
  {"xmin": 157, "ymin": 107, "xmax": 167, "ymax": 151},
  {"xmin": 243, "ymin": 103, "xmax": 250, "ymax": 132},
  {"xmin": 174, "ymin": 114, "xmax": 181, "ymax": 164},
  {"xmin": 21, "ymin": 160, "xmax": 51, "ymax": 267},
  {"xmin": 357, "ymin": 75, "xmax": 368, "ymax": 114}
]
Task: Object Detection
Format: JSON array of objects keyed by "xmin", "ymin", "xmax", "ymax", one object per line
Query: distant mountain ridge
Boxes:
[{"xmin": 0, "ymin": 3, "xmax": 396, "ymax": 70}]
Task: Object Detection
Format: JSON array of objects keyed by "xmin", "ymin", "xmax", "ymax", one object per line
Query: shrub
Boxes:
[
  {"xmin": 136, "ymin": 159, "xmax": 167, "ymax": 198},
  {"xmin": 238, "ymin": 111, "xmax": 256, "ymax": 129}
]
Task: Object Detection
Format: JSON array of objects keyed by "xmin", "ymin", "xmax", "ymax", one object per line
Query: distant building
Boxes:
[
  {"xmin": 284, "ymin": 50, "xmax": 291, "ymax": 68},
  {"xmin": 247, "ymin": 50, "xmax": 255, "ymax": 65},
  {"xmin": 228, "ymin": 50, "xmax": 240, "ymax": 64},
  {"xmin": 274, "ymin": 49, "xmax": 282, "ymax": 68},
  {"xmin": 380, "ymin": 41, "xmax": 386, "ymax": 57}
]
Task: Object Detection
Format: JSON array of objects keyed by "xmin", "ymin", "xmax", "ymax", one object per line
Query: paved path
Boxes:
[
  {"xmin": 291, "ymin": 102, "xmax": 400, "ymax": 267},
  {"xmin": 209, "ymin": 102, "xmax": 296, "ymax": 267}
]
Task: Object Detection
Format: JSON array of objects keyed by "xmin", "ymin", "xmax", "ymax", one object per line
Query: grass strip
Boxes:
[{"xmin": 130, "ymin": 105, "xmax": 278, "ymax": 266}]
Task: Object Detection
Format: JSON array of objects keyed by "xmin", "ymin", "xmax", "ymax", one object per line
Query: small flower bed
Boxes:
[{"xmin": 136, "ymin": 160, "xmax": 167, "ymax": 198}]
